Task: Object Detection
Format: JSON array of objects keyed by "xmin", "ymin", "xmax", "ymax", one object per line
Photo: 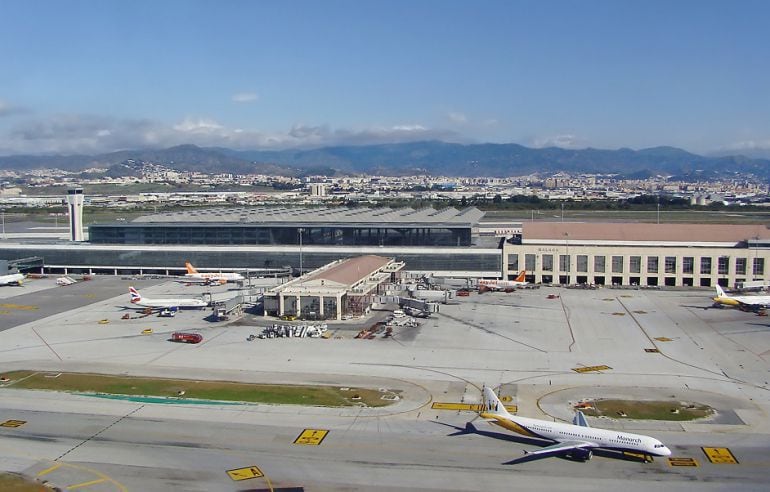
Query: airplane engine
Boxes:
[{"xmin": 568, "ymin": 448, "xmax": 593, "ymax": 462}]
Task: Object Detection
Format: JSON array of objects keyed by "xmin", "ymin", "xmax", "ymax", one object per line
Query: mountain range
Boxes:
[{"xmin": 0, "ymin": 141, "xmax": 768, "ymax": 180}]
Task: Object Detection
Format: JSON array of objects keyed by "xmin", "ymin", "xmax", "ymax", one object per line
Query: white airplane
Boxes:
[
  {"xmin": 713, "ymin": 284, "xmax": 770, "ymax": 310},
  {"xmin": 182, "ymin": 262, "xmax": 244, "ymax": 284},
  {"xmin": 128, "ymin": 286, "xmax": 208, "ymax": 309},
  {"xmin": 477, "ymin": 270, "xmax": 528, "ymax": 291},
  {"xmin": 477, "ymin": 386, "xmax": 671, "ymax": 462},
  {"xmin": 0, "ymin": 272, "xmax": 25, "ymax": 286}
]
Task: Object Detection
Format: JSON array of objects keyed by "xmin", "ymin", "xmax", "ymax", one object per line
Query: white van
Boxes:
[{"xmin": 393, "ymin": 310, "xmax": 405, "ymax": 318}]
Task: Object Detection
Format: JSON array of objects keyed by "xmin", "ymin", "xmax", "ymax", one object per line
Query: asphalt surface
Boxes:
[{"xmin": 1, "ymin": 280, "xmax": 769, "ymax": 491}]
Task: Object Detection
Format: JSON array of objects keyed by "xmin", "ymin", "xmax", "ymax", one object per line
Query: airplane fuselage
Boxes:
[{"xmin": 482, "ymin": 412, "xmax": 671, "ymax": 457}]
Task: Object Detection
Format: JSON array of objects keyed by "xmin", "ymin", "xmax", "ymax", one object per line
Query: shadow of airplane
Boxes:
[{"xmin": 433, "ymin": 420, "xmax": 652, "ymax": 465}]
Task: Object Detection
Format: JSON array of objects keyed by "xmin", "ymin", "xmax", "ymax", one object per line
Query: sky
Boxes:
[{"xmin": 1, "ymin": 0, "xmax": 769, "ymax": 156}]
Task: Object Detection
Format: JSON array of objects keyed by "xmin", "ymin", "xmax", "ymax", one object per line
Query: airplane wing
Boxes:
[{"xmin": 523, "ymin": 440, "xmax": 596, "ymax": 458}]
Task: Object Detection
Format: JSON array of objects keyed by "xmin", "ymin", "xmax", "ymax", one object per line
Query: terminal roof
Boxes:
[
  {"xmin": 132, "ymin": 206, "xmax": 484, "ymax": 226},
  {"xmin": 523, "ymin": 222, "xmax": 770, "ymax": 243}
]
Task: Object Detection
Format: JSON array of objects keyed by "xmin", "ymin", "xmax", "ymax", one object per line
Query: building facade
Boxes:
[{"xmin": 502, "ymin": 223, "xmax": 770, "ymax": 288}]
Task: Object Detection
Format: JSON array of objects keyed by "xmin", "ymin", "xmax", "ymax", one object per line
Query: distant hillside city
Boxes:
[{"xmin": 0, "ymin": 141, "xmax": 768, "ymax": 210}]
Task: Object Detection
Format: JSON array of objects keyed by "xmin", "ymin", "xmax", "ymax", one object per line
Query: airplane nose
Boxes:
[{"xmin": 663, "ymin": 447, "xmax": 672, "ymax": 456}]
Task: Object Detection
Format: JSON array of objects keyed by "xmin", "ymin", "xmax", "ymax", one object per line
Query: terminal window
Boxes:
[
  {"xmin": 629, "ymin": 256, "xmax": 641, "ymax": 274},
  {"xmin": 507, "ymin": 254, "xmax": 519, "ymax": 271},
  {"xmin": 718, "ymin": 256, "xmax": 729, "ymax": 275},
  {"xmin": 665, "ymin": 256, "xmax": 677, "ymax": 274},
  {"xmin": 542, "ymin": 254, "xmax": 554, "ymax": 272},
  {"xmin": 594, "ymin": 256, "xmax": 606, "ymax": 273},
  {"xmin": 576, "ymin": 255, "xmax": 588, "ymax": 273},
  {"xmin": 754, "ymin": 258, "xmax": 765, "ymax": 276},
  {"xmin": 700, "ymin": 257, "xmax": 712, "ymax": 275},
  {"xmin": 647, "ymin": 256, "xmax": 659, "ymax": 274},
  {"xmin": 683, "ymin": 256, "xmax": 694, "ymax": 274},
  {"xmin": 559, "ymin": 255, "xmax": 570, "ymax": 272},
  {"xmin": 735, "ymin": 258, "xmax": 747, "ymax": 275},
  {"xmin": 611, "ymin": 256, "xmax": 623, "ymax": 274},
  {"xmin": 525, "ymin": 254, "xmax": 536, "ymax": 271}
]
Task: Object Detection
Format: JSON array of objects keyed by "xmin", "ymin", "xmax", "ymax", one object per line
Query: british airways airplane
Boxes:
[
  {"xmin": 128, "ymin": 286, "xmax": 208, "ymax": 309},
  {"xmin": 478, "ymin": 386, "xmax": 671, "ymax": 462}
]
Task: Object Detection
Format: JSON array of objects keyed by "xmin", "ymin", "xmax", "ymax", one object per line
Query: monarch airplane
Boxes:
[
  {"xmin": 713, "ymin": 284, "xmax": 770, "ymax": 310},
  {"xmin": 477, "ymin": 386, "xmax": 671, "ymax": 463}
]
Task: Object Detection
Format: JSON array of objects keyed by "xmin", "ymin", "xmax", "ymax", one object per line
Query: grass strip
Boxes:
[{"xmin": 0, "ymin": 370, "xmax": 396, "ymax": 408}]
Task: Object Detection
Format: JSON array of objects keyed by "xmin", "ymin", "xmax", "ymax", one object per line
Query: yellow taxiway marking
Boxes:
[
  {"xmin": 702, "ymin": 447, "xmax": 739, "ymax": 464},
  {"xmin": 431, "ymin": 402, "xmax": 518, "ymax": 413},
  {"xmin": 623, "ymin": 451, "xmax": 653, "ymax": 462},
  {"xmin": 0, "ymin": 419, "xmax": 27, "ymax": 428},
  {"xmin": 294, "ymin": 428, "xmax": 329, "ymax": 445},
  {"xmin": 66, "ymin": 477, "xmax": 107, "ymax": 489},
  {"xmin": 654, "ymin": 337, "xmax": 673, "ymax": 342},
  {"xmin": 668, "ymin": 457, "xmax": 698, "ymax": 467},
  {"xmin": 572, "ymin": 365, "xmax": 612, "ymax": 373},
  {"xmin": 0, "ymin": 303, "xmax": 38, "ymax": 310},
  {"xmin": 226, "ymin": 466, "xmax": 264, "ymax": 481},
  {"xmin": 36, "ymin": 462, "xmax": 63, "ymax": 477}
]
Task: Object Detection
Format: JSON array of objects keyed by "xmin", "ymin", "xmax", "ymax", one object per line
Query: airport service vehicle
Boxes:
[
  {"xmin": 170, "ymin": 332, "xmax": 202, "ymax": 343},
  {"xmin": 476, "ymin": 386, "xmax": 671, "ymax": 463},
  {"xmin": 477, "ymin": 270, "xmax": 528, "ymax": 291},
  {"xmin": 0, "ymin": 272, "xmax": 25, "ymax": 286},
  {"xmin": 182, "ymin": 262, "xmax": 244, "ymax": 284},
  {"xmin": 713, "ymin": 285, "xmax": 770, "ymax": 310},
  {"xmin": 56, "ymin": 276, "xmax": 77, "ymax": 286},
  {"xmin": 159, "ymin": 307, "xmax": 178, "ymax": 317},
  {"xmin": 128, "ymin": 287, "xmax": 208, "ymax": 309}
]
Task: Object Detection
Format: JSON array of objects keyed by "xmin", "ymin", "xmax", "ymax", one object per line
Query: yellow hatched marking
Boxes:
[
  {"xmin": 702, "ymin": 447, "xmax": 738, "ymax": 464},
  {"xmin": 226, "ymin": 466, "xmax": 264, "ymax": 481},
  {"xmin": 431, "ymin": 402, "xmax": 517, "ymax": 413},
  {"xmin": 66, "ymin": 477, "xmax": 107, "ymax": 489},
  {"xmin": 668, "ymin": 457, "xmax": 698, "ymax": 467},
  {"xmin": 572, "ymin": 365, "xmax": 612, "ymax": 373},
  {"xmin": 0, "ymin": 419, "xmax": 27, "ymax": 428},
  {"xmin": 36, "ymin": 462, "xmax": 63, "ymax": 477},
  {"xmin": 294, "ymin": 428, "xmax": 329, "ymax": 445}
]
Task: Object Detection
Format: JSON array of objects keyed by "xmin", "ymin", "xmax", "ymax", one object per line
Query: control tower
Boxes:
[{"xmin": 66, "ymin": 188, "xmax": 85, "ymax": 241}]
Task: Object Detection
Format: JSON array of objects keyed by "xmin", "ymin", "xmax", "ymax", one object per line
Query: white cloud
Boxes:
[
  {"xmin": 0, "ymin": 98, "xmax": 27, "ymax": 117},
  {"xmin": 231, "ymin": 92, "xmax": 259, "ymax": 103},
  {"xmin": 719, "ymin": 139, "xmax": 770, "ymax": 151},
  {"xmin": 0, "ymin": 114, "xmax": 459, "ymax": 155},
  {"xmin": 447, "ymin": 111, "xmax": 467, "ymax": 124},
  {"xmin": 531, "ymin": 133, "xmax": 584, "ymax": 149}
]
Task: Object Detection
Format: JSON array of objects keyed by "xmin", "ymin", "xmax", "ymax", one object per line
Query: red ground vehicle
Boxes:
[{"xmin": 170, "ymin": 332, "xmax": 203, "ymax": 344}]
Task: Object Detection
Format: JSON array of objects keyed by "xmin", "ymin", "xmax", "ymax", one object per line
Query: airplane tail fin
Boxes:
[
  {"xmin": 185, "ymin": 262, "xmax": 198, "ymax": 274},
  {"xmin": 481, "ymin": 386, "xmax": 512, "ymax": 418},
  {"xmin": 715, "ymin": 284, "xmax": 728, "ymax": 298},
  {"xmin": 129, "ymin": 286, "xmax": 142, "ymax": 303},
  {"xmin": 515, "ymin": 270, "xmax": 526, "ymax": 282},
  {"xmin": 573, "ymin": 410, "xmax": 590, "ymax": 427}
]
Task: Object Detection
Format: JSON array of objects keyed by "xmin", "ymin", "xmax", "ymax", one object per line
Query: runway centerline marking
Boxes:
[
  {"xmin": 66, "ymin": 477, "xmax": 107, "ymax": 489},
  {"xmin": 294, "ymin": 429, "xmax": 329, "ymax": 445}
]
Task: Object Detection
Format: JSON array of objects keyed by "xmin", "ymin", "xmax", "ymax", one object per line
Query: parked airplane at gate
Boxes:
[
  {"xmin": 0, "ymin": 273, "xmax": 25, "ymax": 286},
  {"xmin": 477, "ymin": 386, "xmax": 671, "ymax": 462},
  {"xmin": 128, "ymin": 286, "xmax": 208, "ymax": 309},
  {"xmin": 713, "ymin": 284, "xmax": 770, "ymax": 310},
  {"xmin": 182, "ymin": 262, "xmax": 244, "ymax": 284},
  {"xmin": 477, "ymin": 270, "xmax": 528, "ymax": 291}
]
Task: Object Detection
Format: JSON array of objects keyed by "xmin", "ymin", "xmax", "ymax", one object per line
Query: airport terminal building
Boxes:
[
  {"xmin": 503, "ymin": 222, "xmax": 770, "ymax": 288},
  {"xmin": 1, "ymin": 202, "xmax": 769, "ymax": 289}
]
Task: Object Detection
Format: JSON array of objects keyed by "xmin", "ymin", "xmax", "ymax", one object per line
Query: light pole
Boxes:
[
  {"xmin": 1, "ymin": 209, "xmax": 5, "ymax": 239},
  {"xmin": 298, "ymin": 228, "xmax": 304, "ymax": 277}
]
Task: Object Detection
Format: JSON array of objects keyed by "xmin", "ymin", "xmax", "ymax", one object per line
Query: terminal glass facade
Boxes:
[{"xmin": 89, "ymin": 224, "xmax": 474, "ymax": 247}]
